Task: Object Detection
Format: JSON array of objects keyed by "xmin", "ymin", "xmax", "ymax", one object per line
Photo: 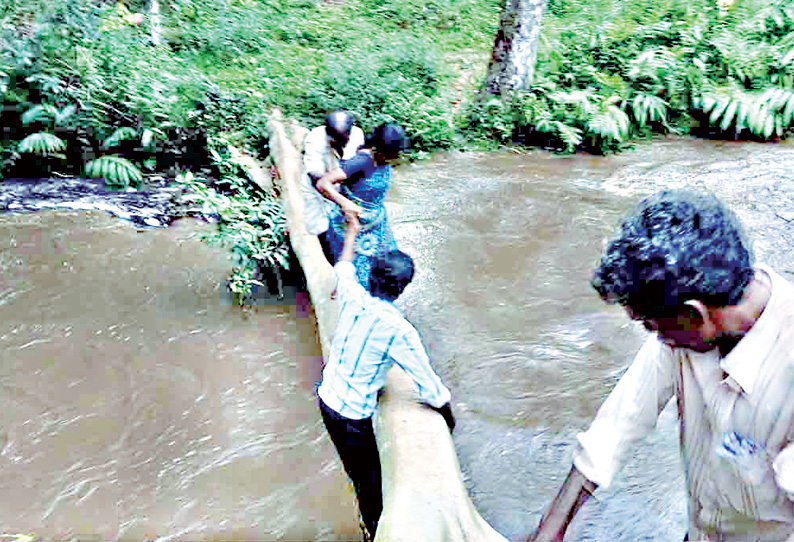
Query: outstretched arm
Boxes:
[
  {"xmin": 529, "ymin": 466, "xmax": 597, "ymax": 541},
  {"xmin": 316, "ymin": 169, "xmax": 362, "ymax": 219},
  {"xmin": 340, "ymin": 213, "xmax": 360, "ymax": 263}
]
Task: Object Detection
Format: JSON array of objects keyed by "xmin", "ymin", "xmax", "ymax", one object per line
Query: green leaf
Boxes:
[
  {"xmin": 720, "ymin": 100, "xmax": 738, "ymax": 131},
  {"xmin": 709, "ymin": 96, "xmax": 731, "ymax": 124},
  {"xmin": 782, "ymin": 47, "xmax": 794, "ymax": 67},
  {"xmin": 104, "ymin": 127, "xmax": 138, "ymax": 148},
  {"xmin": 22, "ymin": 105, "xmax": 47, "ymax": 126},
  {"xmin": 55, "ymin": 104, "xmax": 77, "ymax": 125},
  {"xmin": 18, "ymin": 132, "xmax": 67, "ymax": 154},
  {"xmin": 141, "ymin": 128, "xmax": 155, "ymax": 149},
  {"xmin": 735, "ymin": 100, "xmax": 749, "ymax": 132},
  {"xmin": 764, "ymin": 113, "xmax": 775, "ymax": 138},
  {"xmin": 783, "ymin": 94, "xmax": 794, "ymax": 125},
  {"xmin": 84, "ymin": 155, "xmax": 143, "ymax": 188}
]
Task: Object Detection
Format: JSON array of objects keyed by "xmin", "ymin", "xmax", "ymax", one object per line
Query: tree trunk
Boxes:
[
  {"xmin": 147, "ymin": 0, "xmax": 163, "ymax": 45},
  {"xmin": 484, "ymin": 0, "xmax": 547, "ymax": 97}
]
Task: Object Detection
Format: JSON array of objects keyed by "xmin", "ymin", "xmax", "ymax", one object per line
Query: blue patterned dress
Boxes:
[{"xmin": 326, "ymin": 159, "xmax": 397, "ymax": 289}]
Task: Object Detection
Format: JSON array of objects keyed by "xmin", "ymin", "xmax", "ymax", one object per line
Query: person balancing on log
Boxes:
[{"xmin": 317, "ymin": 212, "xmax": 456, "ymax": 541}]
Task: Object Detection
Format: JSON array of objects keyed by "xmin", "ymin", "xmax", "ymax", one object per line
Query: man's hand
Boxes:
[
  {"xmin": 341, "ymin": 200, "xmax": 362, "ymax": 220},
  {"xmin": 346, "ymin": 213, "xmax": 360, "ymax": 235}
]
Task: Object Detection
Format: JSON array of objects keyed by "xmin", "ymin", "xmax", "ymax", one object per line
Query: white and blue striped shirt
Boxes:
[{"xmin": 317, "ymin": 261, "xmax": 451, "ymax": 420}]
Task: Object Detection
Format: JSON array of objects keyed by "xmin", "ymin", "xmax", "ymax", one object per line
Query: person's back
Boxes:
[
  {"xmin": 317, "ymin": 216, "xmax": 454, "ymax": 540},
  {"xmin": 301, "ymin": 111, "xmax": 364, "ymax": 237},
  {"xmin": 318, "ymin": 250, "xmax": 448, "ymax": 420},
  {"xmin": 315, "ymin": 123, "xmax": 408, "ymax": 284}
]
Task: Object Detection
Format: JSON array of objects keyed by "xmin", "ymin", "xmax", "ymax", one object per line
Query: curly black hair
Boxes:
[{"xmin": 592, "ymin": 189, "xmax": 754, "ymax": 318}]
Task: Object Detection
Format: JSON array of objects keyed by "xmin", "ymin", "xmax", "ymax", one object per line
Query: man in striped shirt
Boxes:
[
  {"xmin": 318, "ymin": 214, "xmax": 455, "ymax": 541},
  {"xmin": 532, "ymin": 189, "xmax": 794, "ymax": 541}
]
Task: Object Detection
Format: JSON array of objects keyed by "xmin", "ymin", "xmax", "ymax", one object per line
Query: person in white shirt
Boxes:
[
  {"xmin": 531, "ymin": 189, "xmax": 794, "ymax": 542},
  {"xmin": 302, "ymin": 111, "xmax": 364, "ymax": 261},
  {"xmin": 317, "ymin": 213, "xmax": 455, "ymax": 541}
]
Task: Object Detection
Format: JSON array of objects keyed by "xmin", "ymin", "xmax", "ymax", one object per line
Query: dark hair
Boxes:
[
  {"xmin": 369, "ymin": 250, "xmax": 415, "ymax": 301},
  {"xmin": 592, "ymin": 189, "xmax": 754, "ymax": 319},
  {"xmin": 325, "ymin": 110, "xmax": 354, "ymax": 141},
  {"xmin": 364, "ymin": 123, "xmax": 409, "ymax": 158}
]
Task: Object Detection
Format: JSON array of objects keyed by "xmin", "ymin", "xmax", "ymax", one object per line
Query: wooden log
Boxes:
[{"xmin": 267, "ymin": 110, "xmax": 507, "ymax": 542}]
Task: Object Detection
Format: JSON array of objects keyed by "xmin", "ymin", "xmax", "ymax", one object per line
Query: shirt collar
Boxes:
[{"xmin": 718, "ymin": 265, "xmax": 778, "ymax": 395}]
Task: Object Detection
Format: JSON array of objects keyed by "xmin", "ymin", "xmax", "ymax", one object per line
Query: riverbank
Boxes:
[{"xmin": 0, "ymin": 176, "xmax": 190, "ymax": 229}]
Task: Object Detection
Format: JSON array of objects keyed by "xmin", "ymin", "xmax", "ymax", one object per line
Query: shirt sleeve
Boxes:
[
  {"xmin": 573, "ymin": 336, "xmax": 677, "ymax": 488},
  {"xmin": 388, "ymin": 323, "xmax": 451, "ymax": 408},
  {"xmin": 303, "ymin": 128, "xmax": 328, "ymax": 178},
  {"xmin": 340, "ymin": 152, "xmax": 375, "ymax": 183},
  {"xmin": 334, "ymin": 261, "xmax": 366, "ymax": 305},
  {"xmin": 773, "ymin": 444, "xmax": 794, "ymax": 502}
]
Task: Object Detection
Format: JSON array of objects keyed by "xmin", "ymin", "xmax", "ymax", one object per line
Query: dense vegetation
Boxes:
[
  {"xmin": 463, "ymin": 0, "xmax": 794, "ymax": 152},
  {"xmin": 2, "ymin": 0, "xmax": 793, "ymax": 294}
]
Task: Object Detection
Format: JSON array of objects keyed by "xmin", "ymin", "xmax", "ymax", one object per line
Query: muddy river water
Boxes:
[{"xmin": 1, "ymin": 137, "xmax": 793, "ymax": 540}]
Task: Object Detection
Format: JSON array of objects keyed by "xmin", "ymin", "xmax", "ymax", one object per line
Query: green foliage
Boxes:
[
  {"xmin": 629, "ymin": 93, "xmax": 671, "ymax": 130},
  {"xmin": 14, "ymin": 0, "xmax": 794, "ymax": 161},
  {"xmin": 176, "ymin": 161, "xmax": 289, "ymax": 303},
  {"xmin": 22, "ymin": 103, "xmax": 77, "ymax": 127},
  {"xmin": 460, "ymin": 0, "xmax": 794, "ymax": 152},
  {"xmin": 103, "ymin": 127, "xmax": 139, "ymax": 148},
  {"xmin": 696, "ymin": 86, "xmax": 794, "ymax": 138},
  {"xmin": 84, "ymin": 155, "xmax": 144, "ymax": 189},
  {"xmin": 461, "ymin": 97, "xmax": 515, "ymax": 144},
  {"xmin": 18, "ymin": 132, "xmax": 66, "ymax": 154}
]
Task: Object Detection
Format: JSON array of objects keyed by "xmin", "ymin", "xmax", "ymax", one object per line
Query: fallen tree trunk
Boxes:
[{"xmin": 267, "ymin": 111, "xmax": 508, "ymax": 542}]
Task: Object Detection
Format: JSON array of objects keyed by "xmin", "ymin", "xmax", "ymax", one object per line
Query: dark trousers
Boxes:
[{"xmin": 319, "ymin": 398, "xmax": 383, "ymax": 538}]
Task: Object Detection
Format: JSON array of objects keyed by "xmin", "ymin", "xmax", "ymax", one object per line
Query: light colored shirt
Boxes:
[
  {"xmin": 301, "ymin": 125, "xmax": 365, "ymax": 235},
  {"xmin": 317, "ymin": 261, "xmax": 451, "ymax": 420},
  {"xmin": 574, "ymin": 264, "xmax": 794, "ymax": 541}
]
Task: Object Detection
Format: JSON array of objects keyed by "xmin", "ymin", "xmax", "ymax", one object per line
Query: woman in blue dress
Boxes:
[{"xmin": 315, "ymin": 123, "xmax": 408, "ymax": 289}]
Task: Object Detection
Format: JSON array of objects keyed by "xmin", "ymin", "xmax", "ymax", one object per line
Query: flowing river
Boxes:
[{"xmin": 1, "ymin": 137, "xmax": 793, "ymax": 540}]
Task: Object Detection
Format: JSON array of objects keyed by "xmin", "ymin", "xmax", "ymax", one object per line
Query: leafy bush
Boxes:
[
  {"xmin": 176, "ymin": 164, "xmax": 289, "ymax": 303},
  {"xmin": 84, "ymin": 155, "xmax": 144, "ymax": 189},
  {"xmin": 460, "ymin": 0, "xmax": 794, "ymax": 152},
  {"xmin": 18, "ymin": 132, "xmax": 66, "ymax": 154},
  {"xmin": 696, "ymin": 86, "xmax": 794, "ymax": 138}
]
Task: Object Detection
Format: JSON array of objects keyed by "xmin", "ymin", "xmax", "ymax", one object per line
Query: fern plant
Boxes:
[
  {"xmin": 696, "ymin": 87, "xmax": 794, "ymax": 138},
  {"xmin": 587, "ymin": 99, "xmax": 631, "ymax": 142},
  {"xmin": 627, "ymin": 92, "xmax": 671, "ymax": 130},
  {"xmin": 84, "ymin": 155, "xmax": 144, "ymax": 189},
  {"xmin": 177, "ymin": 168, "xmax": 289, "ymax": 304},
  {"xmin": 18, "ymin": 132, "xmax": 67, "ymax": 155},
  {"xmin": 535, "ymin": 116, "xmax": 584, "ymax": 152},
  {"xmin": 21, "ymin": 103, "xmax": 77, "ymax": 127},
  {"xmin": 103, "ymin": 127, "xmax": 139, "ymax": 148}
]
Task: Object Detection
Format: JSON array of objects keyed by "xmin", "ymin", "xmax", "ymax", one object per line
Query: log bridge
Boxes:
[{"xmin": 267, "ymin": 112, "xmax": 508, "ymax": 542}]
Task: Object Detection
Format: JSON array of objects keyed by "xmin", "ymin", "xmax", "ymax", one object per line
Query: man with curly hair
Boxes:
[{"xmin": 531, "ymin": 189, "xmax": 794, "ymax": 541}]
